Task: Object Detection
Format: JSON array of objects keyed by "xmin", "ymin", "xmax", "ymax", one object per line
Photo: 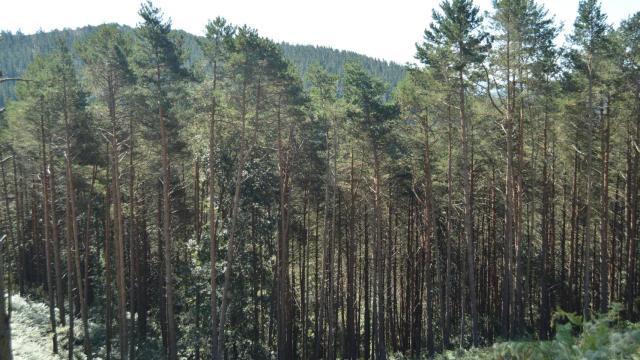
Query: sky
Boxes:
[{"xmin": 1, "ymin": 0, "xmax": 639, "ymax": 64}]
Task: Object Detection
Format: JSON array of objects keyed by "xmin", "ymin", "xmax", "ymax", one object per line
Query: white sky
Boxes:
[{"xmin": 2, "ymin": 0, "xmax": 639, "ymax": 64}]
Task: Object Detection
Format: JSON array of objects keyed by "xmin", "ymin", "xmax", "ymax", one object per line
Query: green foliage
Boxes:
[
  {"xmin": 0, "ymin": 26, "xmax": 404, "ymax": 107},
  {"xmin": 11, "ymin": 295, "xmax": 62, "ymax": 360},
  {"xmin": 344, "ymin": 61, "xmax": 399, "ymax": 147},
  {"xmin": 416, "ymin": 0, "xmax": 490, "ymax": 72},
  {"xmin": 3, "ymin": 2, "xmax": 640, "ymax": 360},
  {"xmin": 433, "ymin": 305, "xmax": 640, "ymax": 360}
]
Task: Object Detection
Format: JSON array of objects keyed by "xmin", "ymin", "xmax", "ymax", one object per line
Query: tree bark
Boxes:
[
  {"xmin": 38, "ymin": 117, "xmax": 58, "ymax": 353},
  {"xmin": 62, "ymin": 74, "xmax": 92, "ymax": 359},
  {"xmin": 600, "ymin": 99, "xmax": 610, "ymax": 312},
  {"xmin": 459, "ymin": 67, "xmax": 478, "ymax": 346}
]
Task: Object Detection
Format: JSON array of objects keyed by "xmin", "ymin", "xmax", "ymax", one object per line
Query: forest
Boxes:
[
  {"xmin": 0, "ymin": 0, "xmax": 639, "ymax": 359},
  {"xmin": 0, "ymin": 24, "xmax": 406, "ymax": 109}
]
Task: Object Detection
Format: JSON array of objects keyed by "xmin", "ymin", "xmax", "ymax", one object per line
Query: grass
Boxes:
[
  {"xmin": 10, "ymin": 294, "xmax": 161, "ymax": 360},
  {"xmin": 10, "ymin": 295, "xmax": 62, "ymax": 360},
  {"xmin": 10, "ymin": 294, "xmax": 640, "ymax": 359}
]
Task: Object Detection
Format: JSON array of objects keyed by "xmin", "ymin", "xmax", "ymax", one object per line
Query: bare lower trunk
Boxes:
[
  {"xmin": 62, "ymin": 76, "xmax": 92, "ymax": 359},
  {"xmin": 600, "ymin": 101, "xmax": 610, "ymax": 312},
  {"xmin": 216, "ymin": 76, "xmax": 252, "ymax": 360},
  {"xmin": 373, "ymin": 147, "xmax": 386, "ymax": 360},
  {"xmin": 0, "ymin": 233, "xmax": 12, "ymax": 360},
  {"xmin": 38, "ymin": 118, "xmax": 58, "ymax": 353},
  {"xmin": 459, "ymin": 68, "xmax": 478, "ymax": 346}
]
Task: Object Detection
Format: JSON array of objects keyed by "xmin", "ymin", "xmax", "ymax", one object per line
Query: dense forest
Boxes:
[
  {"xmin": 0, "ymin": 0, "xmax": 639, "ymax": 359},
  {"xmin": 0, "ymin": 25, "xmax": 405, "ymax": 108}
]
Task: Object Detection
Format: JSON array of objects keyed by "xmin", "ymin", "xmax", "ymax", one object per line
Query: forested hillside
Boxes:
[
  {"xmin": 0, "ymin": 0, "xmax": 639, "ymax": 359},
  {"xmin": 0, "ymin": 26, "xmax": 405, "ymax": 108}
]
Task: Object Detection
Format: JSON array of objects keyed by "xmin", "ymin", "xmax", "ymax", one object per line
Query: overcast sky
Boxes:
[{"xmin": 2, "ymin": 0, "xmax": 639, "ymax": 64}]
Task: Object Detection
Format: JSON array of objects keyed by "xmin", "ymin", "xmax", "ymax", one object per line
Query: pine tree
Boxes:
[
  {"xmin": 135, "ymin": 2, "xmax": 188, "ymax": 358},
  {"xmin": 199, "ymin": 17, "xmax": 234, "ymax": 358},
  {"xmin": 345, "ymin": 61, "xmax": 398, "ymax": 359},
  {"xmin": 78, "ymin": 24, "xmax": 134, "ymax": 359},
  {"xmin": 570, "ymin": 0, "xmax": 610, "ymax": 320},
  {"xmin": 416, "ymin": 0, "xmax": 490, "ymax": 346},
  {"xmin": 619, "ymin": 11, "xmax": 640, "ymax": 320}
]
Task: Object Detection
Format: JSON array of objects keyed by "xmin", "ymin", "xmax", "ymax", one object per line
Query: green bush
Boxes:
[{"xmin": 434, "ymin": 304, "xmax": 640, "ymax": 360}]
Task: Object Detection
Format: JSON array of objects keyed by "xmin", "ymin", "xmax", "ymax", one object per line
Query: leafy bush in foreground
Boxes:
[{"xmin": 433, "ymin": 304, "xmax": 640, "ymax": 360}]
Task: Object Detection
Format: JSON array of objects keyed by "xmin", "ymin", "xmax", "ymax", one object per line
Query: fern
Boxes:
[{"xmin": 434, "ymin": 304, "xmax": 640, "ymax": 360}]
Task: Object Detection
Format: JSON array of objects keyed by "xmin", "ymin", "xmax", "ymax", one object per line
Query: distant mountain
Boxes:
[{"xmin": 0, "ymin": 25, "xmax": 406, "ymax": 107}]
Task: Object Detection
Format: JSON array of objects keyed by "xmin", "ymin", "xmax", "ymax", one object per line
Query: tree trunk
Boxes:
[
  {"xmin": 128, "ymin": 116, "xmax": 137, "ymax": 357},
  {"xmin": 209, "ymin": 58, "xmax": 220, "ymax": 359},
  {"xmin": 38, "ymin": 130, "xmax": 58, "ymax": 353},
  {"xmin": 62, "ymin": 76, "xmax": 92, "ymax": 359},
  {"xmin": 0, "ymin": 232, "xmax": 12, "ymax": 360},
  {"xmin": 216, "ymin": 75, "xmax": 253, "ymax": 360},
  {"xmin": 363, "ymin": 209, "xmax": 371, "ymax": 360},
  {"xmin": 346, "ymin": 149, "xmax": 357, "ymax": 359},
  {"xmin": 108, "ymin": 86, "xmax": 128, "ymax": 360},
  {"xmin": 155, "ymin": 61, "xmax": 177, "ymax": 359},
  {"xmin": 48, "ymin": 151, "xmax": 65, "ymax": 326},
  {"xmin": 104, "ymin": 184, "xmax": 113, "ymax": 360},
  {"xmin": 373, "ymin": 145, "xmax": 386, "ymax": 360},
  {"xmin": 420, "ymin": 113, "xmax": 435, "ymax": 355},
  {"xmin": 600, "ymin": 99, "xmax": 610, "ymax": 312},
  {"xmin": 582, "ymin": 59, "xmax": 595, "ymax": 320},
  {"xmin": 276, "ymin": 97, "xmax": 293, "ymax": 360},
  {"xmin": 444, "ymin": 99, "xmax": 453, "ymax": 349},
  {"xmin": 540, "ymin": 103, "xmax": 551, "ymax": 339},
  {"xmin": 459, "ymin": 67, "xmax": 478, "ymax": 346}
]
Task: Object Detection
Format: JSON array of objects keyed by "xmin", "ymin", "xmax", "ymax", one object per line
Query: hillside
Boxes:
[
  {"xmin": 0, "ymin": 25, "xmax": 405, "ymax": 107},
  {"xmin": 1, "ymin": 1, "xmax": 639, "ymax": 359}
]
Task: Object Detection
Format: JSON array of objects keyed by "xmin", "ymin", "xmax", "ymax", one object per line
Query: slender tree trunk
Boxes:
[
  {"xmin": 128, "ymin": 115, "xmax": 137, "ymax": 357},
  {"xmin": 104, "ymin": 184, "xmax": 113, "ymax": 360},
  {"xmin": 328, "ymin": 113, "xmax": 338, "ymax": 360},
  {"xmin": 0, "ymin": 157, "xmax": 14, "ymax": 321},
  {"xmin": 37, "ymin": 115, "xmax": 58, "ymax": 354},
  {"xmin": 611, "ymin": 177, "xmax": 620, "ymax": 303},
  {"xmin": 625, "ymin": 85, "xmax": 639, "ymax": 318},
  {"xmin": 65, "ymin": 170, "xmax": 75, "ymax": 360},
  {"xmin": 48, "ymin": 151, "xmax": 65, "ymax": 326},
  {"xmin": 420, "ymin": 113, "xmax": 435, "ymax": 356},
  {"xmin": 193, "ymin": 158, "xmax": 202, "ymax": 360},
  {"xmin": 108, "ymin": 88, "xmax": 128, "ymax": 360},
  {"xmin": 363, "ymin": 208, "xmax": 371, "ymax": 360},
  {"xmin": 346, "ymin": 149, "xmax": 357, "ymax": 359},
  {"xmin": 314, "ymin": 201, "xmax": 321, "ymax": 359},
  {"xmin": 582, "ymin": 60, "xmax": 595, "ymax": 320},
  {"xmin": 570, "ymin": 150, "xmax": 579, "ymax": 312},
  {"xmin": 459, "ymin": 67, "xmax": 478, "ymax": 346},
  {"xmin": 0, "ymin": 233, "xmax": 12, "ymax": 360},
  {"xmin": 62, "ymin": 76, "xmax": 91, "ymax": 359},
  {"xmin": 443, "ymin": 99, "xmax": 453, "ymax": 349},
  {"xmin": 11, "ymin": 154, "xmax": 25, "ymax": 298},
  {"xmin": 372, "ymin": 144, "xmax": 386, "ymax": 360},
  {"xmin": 156, "ymin": 184, "xmax": 168, "ymax": 350},
  {"xmin": 301, "ymin": 190, "xmax": 309, "ymax": 360},
  {"xmin": 276, "ymin": 97, "xmax": 293, "ymax": 360},
  {"xmin": 209, "ymin": 70, "xmax": 220, "ymax": 360},
  {"xmin": 560, "ymin": 178, "xmax": 568, "ymax": 309},
  {"xmin": 155, "ymin": 62, "xmax": 177, "ymax": 359},
  {"xmin": 83, "ymin": 165, "xmax": 97, "ymax": 328},
  {"xmin": 540, "ymin": 103, "xmax": 551, "ymax": 339},
  {"xmin": 216, "ymin": 75, "xmax": 252, "ymax": 360},
  {"xmin": 515, "ymin": 67, "xmax": 526, "ymax": 336},
  {"xmin": 600, "ymin": 99, "xmax": 610, "ymax": 312}
]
